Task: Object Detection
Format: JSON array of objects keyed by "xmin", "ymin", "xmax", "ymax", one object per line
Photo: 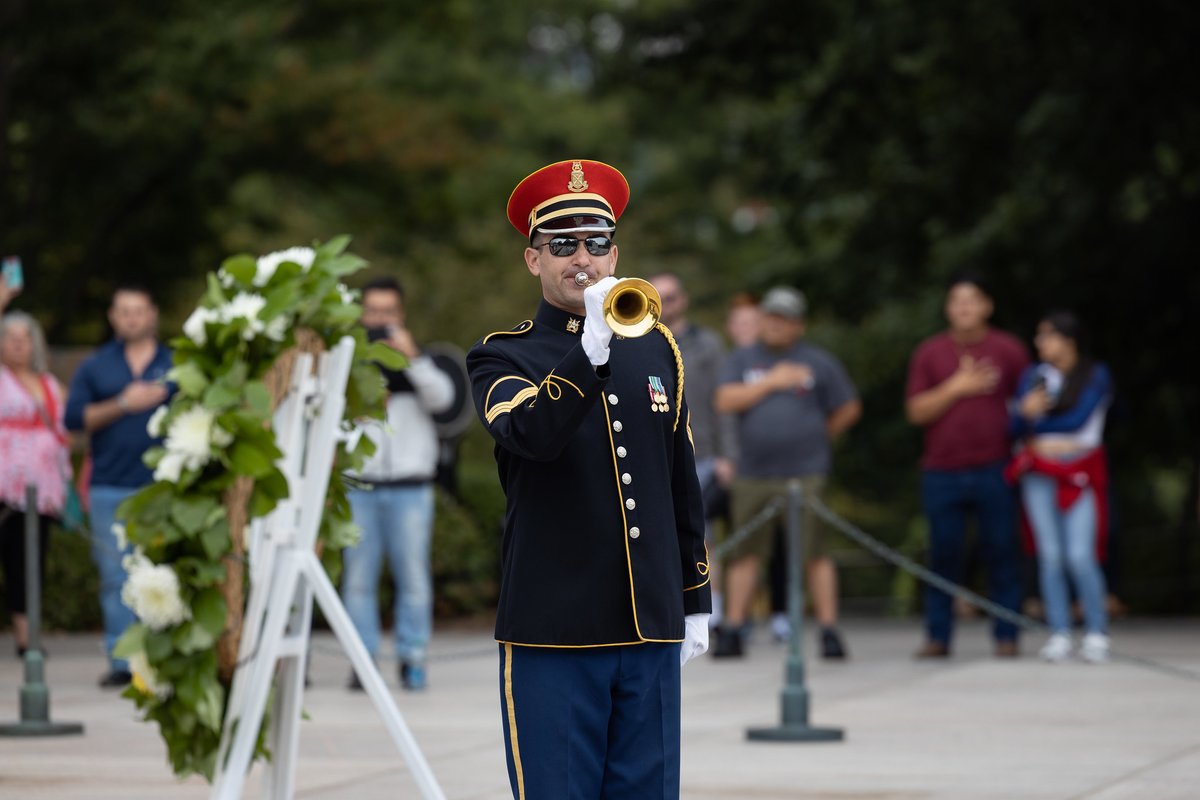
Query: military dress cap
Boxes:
[{"xmin": 507, "ymin": 159, "xmax": 631, "ymax": 240}]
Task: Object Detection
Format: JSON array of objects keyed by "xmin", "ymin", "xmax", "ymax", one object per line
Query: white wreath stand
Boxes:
[{"xmin": 210, "ymin": 336, "xmax": 446, "ymax": 799}]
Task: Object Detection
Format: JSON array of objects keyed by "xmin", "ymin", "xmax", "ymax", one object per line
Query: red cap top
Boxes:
[{"xmin": 506, "ymin": 159, "xmax": 630, "ymax": 240}]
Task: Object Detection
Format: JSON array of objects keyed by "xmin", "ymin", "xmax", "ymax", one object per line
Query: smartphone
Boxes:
[{"xmin": 1, "ymin": 256, "xmax": 22, "ymax": 291}]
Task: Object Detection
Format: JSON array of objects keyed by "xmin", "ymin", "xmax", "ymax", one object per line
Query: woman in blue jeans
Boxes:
[{"xmin": 1009, "ymin": 311, "xmax": 1113, "ymax": 663}]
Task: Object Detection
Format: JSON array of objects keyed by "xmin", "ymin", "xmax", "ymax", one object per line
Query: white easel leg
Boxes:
[
  {"xmin": 302, "ymin": 551, "xmax": 447, "ymax": 800},
  {"xmin": 210, "ymin": 552, "xmax": 303, "ymax": 800}
]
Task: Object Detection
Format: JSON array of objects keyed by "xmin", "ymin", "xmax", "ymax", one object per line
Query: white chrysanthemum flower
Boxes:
[
  {"xmin": 254, "ymin": 246, "xmax": 316, "ymax": 287},
  {"xmin": 122, "ymin": 561, "xmax": 190, "ymax": 631},
  {"xmin": 219, "ymin": 292, "xmax": 267, "ymax": 340},
  {"xmin": 182, "ymin": 306, "xmax": 219, "ymax": 346},
  {"xmin": 111, "ymin": 523, "xmax": 128, "ymax": 552},
  {"xmin": 337, "ymin": 283, "xmax": 355, "ymax": 305},
  {"xmin": 154, "ymin": 450, "xmax": 187, "ymax": 484},
  {"xmin": 128, "ymin": 650, "xmax": 171, "ymax": 699},
  {"xmin": 217, "ymin": 268, "xmax": 235, "ymax": 289},
  {"xmin": 164, "ymin": 405, "xmax": 218, "ymax": 470},
  {"xmin": 264, "ymin": 314, "xmax": 289, "ymax": 342},
  {"xmin": 147, "ymin": 406, "xmax": 169, "ymax": 438}
]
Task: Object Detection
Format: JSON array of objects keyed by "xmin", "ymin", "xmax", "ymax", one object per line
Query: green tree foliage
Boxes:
[{"xmin": 3, "ymin": 1, "xmax": 1197, "ymax": 610}]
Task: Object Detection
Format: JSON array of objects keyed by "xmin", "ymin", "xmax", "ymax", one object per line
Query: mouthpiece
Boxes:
[{"xmin": 574, "ymin": 272, "xmax": 592, "ymax": 287}]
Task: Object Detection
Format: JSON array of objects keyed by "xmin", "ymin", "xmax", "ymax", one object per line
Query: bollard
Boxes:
[
  {"xmin": 746, "ymin": 480, "xmax": 843, "ymax": 742},
  {"xmin": 0, "ymin": 485, "xmax": 84, "ymax": 737}
]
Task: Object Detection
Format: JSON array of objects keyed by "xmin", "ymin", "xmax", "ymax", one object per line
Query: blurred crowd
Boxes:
[{"xmin": 0, "ymin": 264, "xmax": 1119, "ymax": 694}]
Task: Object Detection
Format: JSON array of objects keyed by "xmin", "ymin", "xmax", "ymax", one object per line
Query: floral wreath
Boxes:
[{"xmin": 112, "ymin": 237, "xmax": 399, "ymax": 779}]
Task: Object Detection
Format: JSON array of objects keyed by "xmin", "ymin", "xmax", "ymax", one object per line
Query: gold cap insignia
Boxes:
[{"xmin": 567, "ymin": 161, "xmax": 589, "ymax": 193}]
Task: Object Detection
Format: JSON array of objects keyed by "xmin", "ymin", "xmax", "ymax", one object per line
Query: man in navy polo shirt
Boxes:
[{"xmin": 66, "ymin": 284, "xmax": 172, "ymax": 687}]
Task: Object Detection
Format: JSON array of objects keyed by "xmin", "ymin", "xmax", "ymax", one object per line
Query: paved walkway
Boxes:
[{"xmin": 2, "ymin": 618, "xmax": 1198, "ymax": 799}]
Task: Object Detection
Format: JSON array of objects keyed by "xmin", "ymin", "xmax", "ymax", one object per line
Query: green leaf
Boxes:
[
  {"xmin": 113, "ymin": 624, "xmax": 147, "ymax": 659},
  {"xmin": 243, "ymin": 381, "xmax": 271, "ymax": 417},
  {"xmin": 321, "ymin": 253, "xmax": 368, "ymax": 276},
  {"xmin": 221, "ymin": 254, "xmax": 257, "ymax": 285},
  {"xmin": 171, "ymin": 620, "xmax": 216, "ymax": 654},
  {"xmin": 196, "ymin": 682, "xmax": 225, "ymax": 733},
  {"xmin": 229, "ymin": 440, "xmax": 277, "ymax": 478},
  {"xmin": 205, "ymin": 273, "xmax": 228, "ymax": 306},
  {"xmin": 199, "ymin": 520, "xmax": 231, "ymax": 561},
  {"xmin": 202, "ymin": 380, "xmax": 240, "ymax": 411},
  {"xmin": 316, "ymin": 234, "xmax": 352, "ymax": 260},
  {"xmin": 261, "ymin": 282, "xmax": 300, "ymax": 322},
  {"xmin": 145, "ymin": 630, "xmax": 175, "ymax": 661},
  {"xmin": 191, "ymin": 588, "xmax": 226, "ymax": 637},
  {"xmin": 170, "ymin": 495, "xmax": 219, "ymax": 535},
  {"xmin": 169, "ymin": 363, "xmax": 210, "ymax": 397},
  {"xmin": 363, "ymin": 341, "xmax": 407, "ymax": 370}
]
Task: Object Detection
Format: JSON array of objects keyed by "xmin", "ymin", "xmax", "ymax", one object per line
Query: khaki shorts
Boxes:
[{"xmin": 725, "ymin": 476, "xmax": 828, "ymax": 561}]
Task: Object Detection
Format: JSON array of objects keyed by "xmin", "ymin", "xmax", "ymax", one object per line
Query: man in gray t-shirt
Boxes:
[{"xmin": 714, "ymin": 286, "xmax": 861, "ymax": 658}]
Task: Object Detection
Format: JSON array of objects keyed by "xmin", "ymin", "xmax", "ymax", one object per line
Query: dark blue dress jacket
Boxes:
[{"xmin": 468, "ymin": 300, "xmax": 712, "ymax": 647}]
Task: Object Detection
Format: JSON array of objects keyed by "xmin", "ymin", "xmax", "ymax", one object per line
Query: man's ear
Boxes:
[
  {"xmin": 524, "ymin": 246, "xmax": 542, "ymax": 277},
  {"xmin": 606, "ymin": 243, "xmax": 619, "ymax": 276}
]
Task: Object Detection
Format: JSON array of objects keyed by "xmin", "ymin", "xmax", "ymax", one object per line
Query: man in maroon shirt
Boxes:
[{"xmin": 906, "ymin": 273, "xmax": 1029, "ymax": 657}]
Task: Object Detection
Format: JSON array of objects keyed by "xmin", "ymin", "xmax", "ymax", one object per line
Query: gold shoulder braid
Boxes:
[{"xmin": 655, "ymin": 322, "xmax": 685, "ymax": 431}]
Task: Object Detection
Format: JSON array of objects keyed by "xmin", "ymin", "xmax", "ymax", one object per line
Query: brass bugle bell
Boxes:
[{"xmin": 574, "ymin": 273, "xmax": 662, "ymax": 338}]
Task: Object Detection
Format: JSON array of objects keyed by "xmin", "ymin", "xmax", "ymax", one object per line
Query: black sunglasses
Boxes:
[{"xmin": 534, "ymin": 235, "xmax": 613, "ymax": 257}]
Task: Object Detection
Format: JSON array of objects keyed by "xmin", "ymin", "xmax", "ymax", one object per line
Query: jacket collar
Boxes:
[{"xmin": 535, "ymin": 299, "xmax": 585, "ymax": 336}]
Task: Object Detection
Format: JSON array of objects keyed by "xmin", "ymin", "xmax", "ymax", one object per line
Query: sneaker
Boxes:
[
  {"xmin": 1039, "ymin": 633, "xmax": 1073, "ymax": 662},
  {"xmin": 820, "ymin": 627, "xmax": 847, "ymax": 660},
  {"xmin": 711, "ymin": 627, "xmax": 744, "ymax": 658},
  {"xmin": 1080, "ymin": 633, "xmax": 1110, "ymax": 663},
  {"xmin": 98, "ymin": 669, "xmax": 132, "ymax": 688},
  {"xmin": 400, "ymin": 661, "xmax": 427, "ymax": 691},
  {"xmin": 769, "ymin": 613, "xmax": 790, "ymax": 643}
]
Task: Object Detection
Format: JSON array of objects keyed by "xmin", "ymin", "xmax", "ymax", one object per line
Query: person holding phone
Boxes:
[
  {"xmin": 340, "ymin": 276, "xmax": 454, "ymax": 692},
  {"xmin": 65, "ymin": 284, "xmax": 173, "ymax": 688}
]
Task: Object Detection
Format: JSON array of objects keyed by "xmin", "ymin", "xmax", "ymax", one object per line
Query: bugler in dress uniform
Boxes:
[{"xmin": 468, "ymin": 159, "xmax": 711, "ymax": 800}]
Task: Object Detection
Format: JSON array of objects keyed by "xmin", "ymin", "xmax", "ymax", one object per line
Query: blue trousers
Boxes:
[
  {"xmin": 921, "ymin": 463, "xmax": 1022, "ymax": 644},
  {"xmin": 499, "ymin": 642, "xmax": 681, "ymax": 800},
  {"xmin": 88, "ymin": 485, "xmax": 138, "ymax": 671},
  {"xmin": 1021, "ymin": 474, "xmax": 1108, "ymax": 635},
  {"xmin": 342, "ymin": 484, "xmax": 434, "ymax": 662}
]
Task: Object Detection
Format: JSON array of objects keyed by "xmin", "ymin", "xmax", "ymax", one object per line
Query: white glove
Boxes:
[
  {"xmin": 581, "ymin": 276, "xmax": 619, "ymax": 366},
  {"xmin": 680, "ymin": 613, "xmax": 711, "ymax": 667}
]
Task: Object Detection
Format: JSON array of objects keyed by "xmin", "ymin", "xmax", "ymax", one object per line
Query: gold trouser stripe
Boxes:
[{"xmin": 503, "ymin": 643, "xmax": 526, "ymax": 800}]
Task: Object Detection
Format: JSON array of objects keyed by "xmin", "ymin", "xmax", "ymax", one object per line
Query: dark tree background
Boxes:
[{"xmin": 3, "ymin": 0, "xmax": 1197, "ymax": 611}]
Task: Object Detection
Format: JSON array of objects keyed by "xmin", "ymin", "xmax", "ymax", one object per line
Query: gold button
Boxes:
[
  {"xmin": 629, "ymin": 527, "xmax": 641, "ymax": 539},
  {"xmin": 625, "ymin": 498, "xmax": 636, "ymax": 510},
  {"xmin": 617, "ymin": 446, "xmax": 627, "ymax": 458},
  {"xmin": 608, "ymin": 394, "xmax": 619, "ymax": 405},
  {"xmin": 613, "ymin": 420, "xmax": 623, "ymax": 432},
  {"xmin": 621, "ymin": 473, "xmax": 632, "ymax": 485}
]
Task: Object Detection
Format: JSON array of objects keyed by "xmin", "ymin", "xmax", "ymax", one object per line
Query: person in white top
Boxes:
[{"xmin": 341, "ymin": 276, "xmax": 454, "ymax": 691}]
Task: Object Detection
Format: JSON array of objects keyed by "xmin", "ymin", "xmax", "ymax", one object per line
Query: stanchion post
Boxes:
[
  {"xmin": 0, "ymin": 485, "xmax": 84, "ymax": 737},
  {"xmin": 746, "ymin": 480, "xmax": 843, "ymax": 742}
]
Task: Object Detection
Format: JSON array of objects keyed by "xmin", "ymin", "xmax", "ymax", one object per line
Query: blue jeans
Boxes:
[
  {"xmin": 342, "ymin": 484, "xmax": 434, "ymax": 663},
  {"xmin": 921, "ymin": 463, "xmax": 1022, "ymax": 644},
  {"xmin": 89, "ymin": 485, "xmax": 138, "ymax": 671},
  {"xmin": 1020, "ymin": 473, "xmax": 1108, "ymax": 635}
]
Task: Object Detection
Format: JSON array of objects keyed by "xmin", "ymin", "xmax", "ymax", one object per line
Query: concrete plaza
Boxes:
[{"xmin": 2, "ymin": 618, "xmax": 1198, "ymax": 799}]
